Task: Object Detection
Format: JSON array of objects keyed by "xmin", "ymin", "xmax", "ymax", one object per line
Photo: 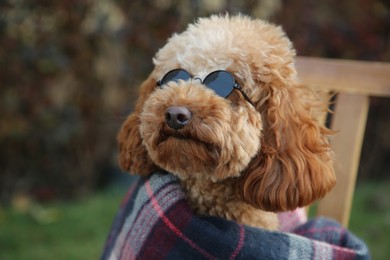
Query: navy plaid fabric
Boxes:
[{"xmin": 102, "ymin": 172, "xmax": 370, "ymax": 260}]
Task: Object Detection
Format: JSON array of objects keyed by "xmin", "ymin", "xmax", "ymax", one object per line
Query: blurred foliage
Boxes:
[
  {"xmin": 276, "ymin": 0, "xmax": 390, "ymax": 61},
  {"xmin": 0, "ymin": 0, "xmax": 182, "ymax": 202},
  {"xmin": 0, "ymin": 0, "xmax": 389, "ymax": 203}
]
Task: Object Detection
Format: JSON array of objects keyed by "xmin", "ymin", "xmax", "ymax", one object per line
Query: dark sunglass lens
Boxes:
[
  {"xmin": 161, "ymin": 69, "xmax": 191, "ymax": 85},
  {"xmin": 203, "ymin": 71, "xmax": 235, "ymax": 97}
]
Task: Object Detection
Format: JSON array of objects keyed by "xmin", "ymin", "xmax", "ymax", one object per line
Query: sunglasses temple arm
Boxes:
[
  {"xmin": 234, "ymin": 84, "xmax": 255, "ymax": 107},
  {"xmin": 242, "ymin": 92, "xmax": 256, "ymax": 107}
]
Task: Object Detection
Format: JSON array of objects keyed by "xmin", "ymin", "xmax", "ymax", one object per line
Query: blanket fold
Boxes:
[{"xmin": 102, "ymin": 172, "xmax": 370, "ymax": 260}]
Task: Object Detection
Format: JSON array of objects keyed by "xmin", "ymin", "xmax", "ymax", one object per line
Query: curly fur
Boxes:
[{"xmin": 117, "ymin": 14, "xmax": 336, "ymax": 230}]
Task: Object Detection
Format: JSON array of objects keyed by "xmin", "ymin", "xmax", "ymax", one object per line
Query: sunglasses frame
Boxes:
[{"xmin": 156, "ymin": 69, "xmax": 255, "ymax": 107}]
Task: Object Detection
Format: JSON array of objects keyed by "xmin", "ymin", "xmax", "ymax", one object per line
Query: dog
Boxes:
[{"xmin": 117, "ymin": 14, "xmax": 336, "ymax": 230}]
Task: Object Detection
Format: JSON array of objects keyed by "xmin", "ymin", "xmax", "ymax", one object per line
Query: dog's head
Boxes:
[{"xmin": 118, "ymin": 15, "xmax": 336, "ymax": 212}]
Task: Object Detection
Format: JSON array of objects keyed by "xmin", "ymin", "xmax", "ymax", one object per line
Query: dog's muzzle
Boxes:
[{"xmin": 165, "ymin": 106, "xmax": 192, "ymax": 130}]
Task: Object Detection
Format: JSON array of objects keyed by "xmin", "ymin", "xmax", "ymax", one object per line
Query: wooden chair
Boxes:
[{"xmin": 295, "ymin": 56, "xmax": 390, "ymax": 227}]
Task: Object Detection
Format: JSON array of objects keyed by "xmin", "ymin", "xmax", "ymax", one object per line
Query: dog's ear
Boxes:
[
  {"xmin": 239, "ymin": 82, "xmax": 336, "ymax": 212},
  {"xmin": 117, "ymin": 75, "xmax": 158, "ymax": 176}
]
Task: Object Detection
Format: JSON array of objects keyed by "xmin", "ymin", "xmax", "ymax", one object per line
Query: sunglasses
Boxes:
[{"xmin": 156, "ymin": 69, "xmax": 254, "ymax": 107}]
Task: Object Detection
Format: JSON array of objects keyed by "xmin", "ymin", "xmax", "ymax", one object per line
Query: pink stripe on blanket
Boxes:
[
  {"xmin": 118, "ymin": 182, "xmax": 182, "ymax": 258},
  {"xmin": 145, "ymin": 180, "xmax": 218, "ymax": 260},
  {"xmin": 229, "ymin": 224, "xmax": 245, "ymax": 260}
]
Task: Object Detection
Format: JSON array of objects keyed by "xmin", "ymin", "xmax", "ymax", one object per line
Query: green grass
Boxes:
[
  {"xmin": 349, "ymin": 181, "xmax": 390, "ymax": 260},
  {"xmin": 0, "ymin": 181, "xmax": 389, "ymax": 259},
  {"xmin": 0, "ymin": 187, "xmax": 125, "ymax": 260}
]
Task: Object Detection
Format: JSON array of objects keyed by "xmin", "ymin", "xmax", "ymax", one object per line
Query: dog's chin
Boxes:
[
  {"xmin": 149, "ymin": 132, "xmax": 222, "ymax": 180},
  {"xmin": 158, "ymin": 130, "xmax": 213, "ymax": 148}
]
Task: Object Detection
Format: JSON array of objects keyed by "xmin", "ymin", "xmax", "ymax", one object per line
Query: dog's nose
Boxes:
[{"xmin": 165, "ymin": 106, "xmax": 192, "ymax": 130}]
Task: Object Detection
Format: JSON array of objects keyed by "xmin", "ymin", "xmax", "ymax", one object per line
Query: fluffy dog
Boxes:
[{"xmin": 117, "ymin": 15, "xmax": 336, "ymax": 230}]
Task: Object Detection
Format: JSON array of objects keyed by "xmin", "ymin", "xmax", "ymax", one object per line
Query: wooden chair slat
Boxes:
[
  {"xmin": 296, "ymin": 57, "xmax": 390, "ymax": 97},
  {"xmin": 316, "ymin": 93, "xmax": 370, "ymax": 227}
]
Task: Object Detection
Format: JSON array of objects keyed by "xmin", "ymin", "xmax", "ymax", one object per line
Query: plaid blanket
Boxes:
[{"xmin": 102, "ymin": 172, "xmax": 370, "ymax": 260}]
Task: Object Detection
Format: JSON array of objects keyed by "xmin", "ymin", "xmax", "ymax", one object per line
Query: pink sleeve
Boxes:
[{"xmin": 278, "ymin": 208, "xmax": 308, "ymax": 232}]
